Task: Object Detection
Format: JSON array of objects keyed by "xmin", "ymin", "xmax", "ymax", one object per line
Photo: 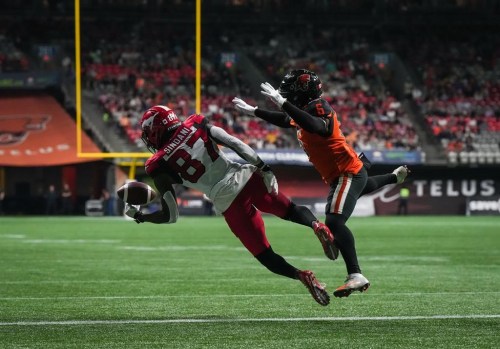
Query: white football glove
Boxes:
[
  {"xmin": 125, "ymin": 204, "xmax": 144, "ymax": 224},
  {"xmin": 260, "ymin": 82, "xmax": 286, "ymax": 107},
  {"xmin": 260, "ymin": 165, "xmax": 278, "ymax": 195},
  {"xmin": 232, "ymin": 97, "xmax": 257, "ymax": 116}
]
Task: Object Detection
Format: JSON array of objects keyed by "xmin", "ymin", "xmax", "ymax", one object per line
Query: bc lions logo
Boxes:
[
  {"xmin": 0, "ymin": 115, "xmax": 51, "ymax": 146},
  {"xmin": 293, "ymin": 74, "xmax": 311, "ymax": 91}
]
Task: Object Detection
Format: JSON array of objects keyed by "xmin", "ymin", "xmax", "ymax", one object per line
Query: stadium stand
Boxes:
[
  {"xmin": 392, "ymin": 27, "xmax": 500, "ymax": 164},
  {"xmin": 78, "ymin": 22, "xmax": 423, "ymax": 152},
  {"xmin": 77, "ymin": 19, "xmax": 296, "ymax": 150},
  {"xmin": 3, "ymin": 1, "xmax": 497, "ymax": 159},
  {"xmin": 1, "ymin": 0, "xmax": 499, "ymax": 215},
  {"xmin": 245, "ymin": 27, "xmax": 420, "ymax": 152}
]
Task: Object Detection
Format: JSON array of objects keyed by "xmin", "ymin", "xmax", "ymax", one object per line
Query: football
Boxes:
[{"xmin": 116, "ymin": 181, "xmax": 157, "ymax": 205}]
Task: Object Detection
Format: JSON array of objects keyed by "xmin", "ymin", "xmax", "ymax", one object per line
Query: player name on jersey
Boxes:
[{"xmin": 164, "ymin": 127, "xmax": 191, "ymax": 155}]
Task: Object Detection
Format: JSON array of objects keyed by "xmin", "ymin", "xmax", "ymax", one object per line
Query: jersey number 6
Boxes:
[{"xmin": 315, "ymin": 103, "xmax": 325, "ymax": 115}]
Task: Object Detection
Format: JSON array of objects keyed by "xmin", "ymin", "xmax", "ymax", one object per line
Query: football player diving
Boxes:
[
  {"xmin": 124, "ymin": 105, "xmax": 337, "ymax": 306},
  {"xmin": 233, "ymin": 69, "xmax": 409, "ymax": 298}
]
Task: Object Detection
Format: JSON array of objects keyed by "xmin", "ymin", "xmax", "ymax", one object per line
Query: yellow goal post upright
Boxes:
[{"xmin": 74, "ymin": 0, "xmax": 203, "ymax": 177}]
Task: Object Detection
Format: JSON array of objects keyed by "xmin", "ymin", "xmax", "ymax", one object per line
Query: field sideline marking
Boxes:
[
  {"xmin": 1, "ymin": 291, "xmax": 499, "ymax": 300},
  {"xmin": 1, "ymin": 314, "xmax": 499, "ymax": 326}
]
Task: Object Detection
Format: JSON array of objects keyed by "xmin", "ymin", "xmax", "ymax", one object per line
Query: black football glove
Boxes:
[{"xmin": 125, "ymin": 204, "xmax": 145, "ymax": 224}]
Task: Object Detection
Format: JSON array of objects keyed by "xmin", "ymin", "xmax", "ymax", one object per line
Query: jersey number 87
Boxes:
[{"xmin": 166, "ymin": 127, "xmax": 219, "ymax": 184}]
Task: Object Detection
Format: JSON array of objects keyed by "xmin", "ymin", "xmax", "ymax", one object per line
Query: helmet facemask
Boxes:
[{"xmin": 141, "ymin": 126, "xmax": 161, "ymax": 153}]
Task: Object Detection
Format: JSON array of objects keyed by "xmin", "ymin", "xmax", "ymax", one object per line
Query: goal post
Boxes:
[{"xmin": 74, "ymin": 0, "xmax": 202, "ymax": 159}]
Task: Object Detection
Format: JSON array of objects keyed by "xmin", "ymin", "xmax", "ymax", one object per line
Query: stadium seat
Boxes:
[
  {"xmin": 459, "ymin": 151, "xmax": 469, "ymax": 164},
  {"xmin": 495, "ymin": 152, "xmax": 500, "ymax": 164},
  {"xmin": 477, "ymin": 152, "xmax": 486, "ymax": 164},
  {"xmin": 485, "ymin": 152, "xmax": 495, "ymax": 164},
  {"xmin": 448, "ymin": 151, "xmax": 458, "ymax": 164},
  {"xmin": 468, "ymin": 152, "xmax": 477, "ymax": 164}
]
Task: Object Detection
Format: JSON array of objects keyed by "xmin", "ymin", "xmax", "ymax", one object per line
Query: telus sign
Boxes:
[
  {"xmin": 412, "ymin": 180, "xmax": 496, "ymax": 197},
  {"xmin": 372, "ymin": 178, "xmax": 500, "ymax": 215}
]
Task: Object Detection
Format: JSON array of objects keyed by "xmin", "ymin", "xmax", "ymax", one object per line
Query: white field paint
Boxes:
[
  {"xmin": 21, "ymin": 239, "xmax": 120, "ymax": 244},
  {"xmin": 0, "ymin": 291, "xmax": 498, "ymax": 300},
  {"xmin": 0, "ymin": 314, "xmax": 499, "ymax": 326}
]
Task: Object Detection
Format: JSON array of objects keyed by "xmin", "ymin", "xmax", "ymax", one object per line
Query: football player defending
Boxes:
[
  {"xmin": 232, "ymin": 69, "xmax": 409, "ymax": 298},
  {"xmin": 124, "ymin": 105, "xmax": 335, "ymax": 306}
]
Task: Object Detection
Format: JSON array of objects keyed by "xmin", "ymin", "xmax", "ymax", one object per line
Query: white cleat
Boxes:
[
  {"xmin": 333, "ymin": 273, "xmax": 370, "ymax": 298},
  {"xmin": 393, "ymin": 165, "xmax": 410, "ymax": 184}
]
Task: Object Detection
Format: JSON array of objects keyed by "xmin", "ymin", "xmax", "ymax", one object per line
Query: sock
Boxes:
[
  {"xmin": 361, "ymin": 174, "xmax": 397, "ymax": 196},
  {"xmin": 283, "ymin": 202, "xmax": 317, "ymax": 228},
  {"xmin": 325, "ymin": 213, "xmax": 361, "ymax": 274},
  {"xmin": 255, "ymin": 247, "xmax": 298, "ymax": 279}
]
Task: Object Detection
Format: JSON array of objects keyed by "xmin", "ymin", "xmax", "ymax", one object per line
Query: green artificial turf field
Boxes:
[{"xmin": 0, "ymin": 216, "xmax": 498, "ymax": 348}]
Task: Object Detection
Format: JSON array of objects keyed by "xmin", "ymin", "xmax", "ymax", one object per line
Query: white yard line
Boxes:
[
  {"xmin": 0, "ymin": 291, "xmax": 499, "ymax": 301},
  {"xmin": 0, "ymin": 278, "xmax": 255, "ymax": 284},
  {"xmin": 1, "ymin": 314, "xmax": 499, "ymax": 326},
  {"xmin": 21, "ymin": 239, "xmax": 121, "ymax": 244}
]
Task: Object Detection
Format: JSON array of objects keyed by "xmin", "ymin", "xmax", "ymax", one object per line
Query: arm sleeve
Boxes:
[
  {"xmin": 208, "ymin": 125, "xmax": 266, "ymax": 169},
  {"xmin": 160, "ymin": 190, "xmax": 179, "ymax": 223},
  {"xmin": 281, "ymin": 100, "xmax": 332, "ymax": 136},
  {"xmin": 254, "ymin": 109, "xmax": 293, "ymax": 128},
  {"xmin": 136, "ymin": 171, "xmax": 179, "ymax": 224}
]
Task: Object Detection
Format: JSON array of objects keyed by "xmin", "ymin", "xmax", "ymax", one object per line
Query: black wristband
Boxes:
[
  {"xmin": 261, "ymin": 164, "xmax": 271, "ymax": 172},
  {"xmin": 256, "ymin": 160, "xmax": 271, "ymax": 172}
]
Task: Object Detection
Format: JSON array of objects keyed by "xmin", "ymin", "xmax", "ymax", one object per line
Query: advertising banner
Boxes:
[
  {"xmin": 222, "ymin": 149, "xmax": 424, "ymax": 166},
  {"xmin": 0, "ymin": 95, "xmax": 101, "ymax": 166},
  {"xmin": 285, "ymin": 177, "xmax": 500, "ymax": 216},
  {"xmin": 466, "ymin": 196, "xmax": 500, "ymax": 216},
  {"xmin": 372, "ymin": 178, "xmax": 500, "ymax": 216},
  {"xmin": 0, "ymin": 72, "xmax": 61, "ymax": 89}
]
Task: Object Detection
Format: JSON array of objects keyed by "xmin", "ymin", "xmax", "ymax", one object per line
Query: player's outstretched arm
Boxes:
[
  {"xmin": 281, "ymin": 101, "xmax": 332, "ymax": 136},
  {"xmin": 209, "ymin": 125, "xmax": 262, "ymax": 164},
  {"xmin": 208, "ymin": 125, "xmax": 278, "ymax": 194},
  {"xmin": 151, "ymin": 173, "xmax": 179, "ymax": 223},
  {"xmin": 140, "ymin": 191, "xmax": 178, "ymax": 224},
  {"xmin": 232, "ymin": 96, "xmax": 291, "ymax": 128},
  {"xmin": 260, "ymin": 82, "xmax": 331, "ymax": 136},
  {"xmin": 126, "ymin": 173, "xmax": 179, "ymax": 224}
]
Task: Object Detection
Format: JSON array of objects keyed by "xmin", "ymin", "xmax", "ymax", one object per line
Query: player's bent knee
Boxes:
[{"xmin": 325, "ymin": 213, "xmax": 347, "ymax": 231}]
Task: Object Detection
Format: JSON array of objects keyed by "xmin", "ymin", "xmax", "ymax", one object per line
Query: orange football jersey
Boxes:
[{"xmin": 291, "ymin": 99, "xmax": 363, "ymax": 183}]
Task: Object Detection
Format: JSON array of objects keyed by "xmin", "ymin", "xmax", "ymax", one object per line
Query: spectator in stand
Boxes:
[{"xmin": 81, "ymin": 23, "xmax": 419, "ymax": 152}]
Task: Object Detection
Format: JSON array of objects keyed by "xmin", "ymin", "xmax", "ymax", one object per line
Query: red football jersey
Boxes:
[{"xmin": 291, "ymin": 99, "xmax": 363, "ymax": 183}]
